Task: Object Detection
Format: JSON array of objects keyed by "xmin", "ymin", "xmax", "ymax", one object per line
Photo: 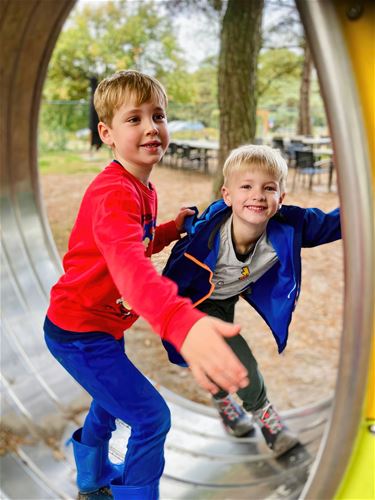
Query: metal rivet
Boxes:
[{"xmin": 346, "ymin": 3, "xmax": 364, "ymax": 20}]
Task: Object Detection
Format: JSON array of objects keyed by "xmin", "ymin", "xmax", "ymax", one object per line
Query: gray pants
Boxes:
[{"xmin": 197, "ymin": 296, "xmax": 267, "ymax": 412}]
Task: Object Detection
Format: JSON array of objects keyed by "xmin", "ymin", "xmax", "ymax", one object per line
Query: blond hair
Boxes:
[
  {"xmin": 94, "ymin": 70, "xmax": 168, "ymax": 125},
  {"xmin": 223, "ymin": 144, "xmax": 288, "ymax": 192}
]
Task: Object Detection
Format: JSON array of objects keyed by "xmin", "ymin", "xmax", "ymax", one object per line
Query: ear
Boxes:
[
  {"xmin": 221, "ymin": 185, "xmax": 232, "ymax": 207},
  {"xmin": 278, "ymin": 192, "xmax": 286, "ymax": 209},
  {"xmin": 98, "ymin": 122, "xmax": 114, "ymax": 146}
]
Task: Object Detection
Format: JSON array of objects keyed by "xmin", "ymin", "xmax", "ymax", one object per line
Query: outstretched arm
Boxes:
[
  {"xmin": 92, "ymin": 190, "xmax": 247, "ymax": 393},
  {"xmin": 302, "ymin": 207, "xmax": 341, "ymax": 247}
]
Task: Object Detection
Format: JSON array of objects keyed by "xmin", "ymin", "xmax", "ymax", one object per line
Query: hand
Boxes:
[
  {"xmin": 180, "ymin": 316, "xmax": 249, "ymax": 394},
  {"xmin": 174, "ymin": 207, "xmax": 195, "ymax": 234}
]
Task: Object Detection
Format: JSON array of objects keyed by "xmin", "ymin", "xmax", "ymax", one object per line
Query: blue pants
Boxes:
[{"xmin": 44, "ymin": 317, "xmax": 171, "ymax": 488}]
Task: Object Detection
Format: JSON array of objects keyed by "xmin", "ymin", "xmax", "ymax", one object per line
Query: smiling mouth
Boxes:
[
  {"xmin": 246, "ymin": 205, "xmax": 266, "ymax": 212},
  {"xmin": 142, "ymin": 142, "xmax": 161, "ymax": 148}
]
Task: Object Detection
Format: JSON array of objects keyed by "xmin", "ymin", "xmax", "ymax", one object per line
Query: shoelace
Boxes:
[
  {"xmin": 256, "ymin": 403, "xmax": 283, "ymax": 433},
  {"xmin": 218, "ymin": 398, "xmax": 241, "ymax": 422}
]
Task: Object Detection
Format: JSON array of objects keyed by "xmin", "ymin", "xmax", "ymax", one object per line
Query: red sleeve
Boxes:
[
  {"xmin": 92, "ymin": 185, "xmax": 204, "ymax": 350},
  {"xmin": 152, "ymin": 220, "xmax": 180, "ymax": 254}
]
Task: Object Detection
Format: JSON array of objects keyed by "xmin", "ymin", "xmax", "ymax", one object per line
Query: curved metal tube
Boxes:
[
  {"xmin": 296, "ymin": 1, "xmax": 375, "ymax": 498},
  {"xmin": 1, "ymin": 0, "xmax": 373, "ymax": 498}
]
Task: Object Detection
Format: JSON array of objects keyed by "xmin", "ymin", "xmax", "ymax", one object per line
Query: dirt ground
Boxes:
[{"xmin": 41, "ymin": 158, "xmax": 343, "ymax": 410}]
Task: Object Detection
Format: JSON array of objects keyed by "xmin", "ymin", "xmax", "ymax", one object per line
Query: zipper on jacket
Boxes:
[{"xmin": 287, "ymin": 282, "xmax": 297, "ymax": 299}]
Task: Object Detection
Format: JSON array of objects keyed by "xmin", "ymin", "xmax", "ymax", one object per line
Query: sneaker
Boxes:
[
  {"xmin": 213, "ymin": 394, "xmax": 254, "ymax": 437},
  {"xmin": 252, "ymin": 400, "xmax": 299, "ymax": 455}
]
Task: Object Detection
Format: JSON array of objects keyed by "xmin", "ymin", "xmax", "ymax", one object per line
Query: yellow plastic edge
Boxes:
[{"xmin": 333, "ymin": 1, "xmax": 375, "ymax": 499}]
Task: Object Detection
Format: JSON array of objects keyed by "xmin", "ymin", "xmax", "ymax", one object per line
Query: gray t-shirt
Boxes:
[{"xmin": 210, "ymin": 215, "xmax": 278, "ymax": 299}]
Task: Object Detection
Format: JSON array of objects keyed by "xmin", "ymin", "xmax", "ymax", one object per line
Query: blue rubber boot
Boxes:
[
  {"xmin": 110, "ymin": 478, "xmax": 159, "ymax": 500},
  {"xmin": 72, "ymin": 428, "xmax": 123, "ymax": 495}
]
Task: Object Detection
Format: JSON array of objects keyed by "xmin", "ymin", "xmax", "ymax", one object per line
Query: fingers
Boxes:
[
  {"xmin": 189, "ymin": 342, "xmax": 249, "ymax": 394},
  {"xmin": 205, "ymin": 347, "xmax": 249, "ymax": 393},
  {"xmin": 189, "ymin": 361, "xmax": 248, "ymax": 395},
  {"xmin": 178, "ymin": 207, "xmax": 195, "ymax": 216},
  {"xmin": 217, "ymin": 321, "xmax": 241, "ymax": 338},
  {"xmin": 175, "ymin": 207, "xmax": 195, "ymax": 232},
  {"xmin": 190, "ymin": 358, "xmax": 248, "ymax": 394},
  {"xmin": 189, "ymin": 365, "xmax": 219, "ymax": 394},
  {"xmin": 180, "ymin": 316, "xmax": 249, "ymax": 394},
  {"xmin": 179, "ymin": 206, "xmax": 195, "ymax": 212},
  {"xmin": 180, "ymin": 208, "xmax": 195, "ymax": 218}
]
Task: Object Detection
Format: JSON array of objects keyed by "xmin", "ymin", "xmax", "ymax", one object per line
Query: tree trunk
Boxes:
[
  {"xmin": 297, "ymin": 42, "xmax": 313, "ymax": 136},
  {"xmin": 213, "ymin": 0, "xmax": 264, "ymax": 198}
]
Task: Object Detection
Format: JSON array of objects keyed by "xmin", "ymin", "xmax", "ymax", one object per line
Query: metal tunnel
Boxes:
[{"xmin": 1, "ymin": 1, "xmax": 374, "ymax": 498}]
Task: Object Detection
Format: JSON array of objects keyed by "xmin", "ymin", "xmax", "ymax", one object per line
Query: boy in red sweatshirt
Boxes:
[{"xmin": 44, "ymin": 70, "xmax": 248, "ymax": 500}]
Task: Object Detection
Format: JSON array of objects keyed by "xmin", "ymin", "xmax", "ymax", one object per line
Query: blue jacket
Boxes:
[{"xmin": 162, "ymin": 199, "xmax": 341, "ymax": 366}]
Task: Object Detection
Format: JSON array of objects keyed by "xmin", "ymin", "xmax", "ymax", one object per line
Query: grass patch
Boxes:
[{"xmin": 38, "ymin": 150, "xmax": 110, "ymax": 175}]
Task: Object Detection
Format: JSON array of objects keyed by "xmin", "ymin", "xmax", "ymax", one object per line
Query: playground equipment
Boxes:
[{"xmin": 1, "ymin": 0, "xmax": 374, "ymax": 498}]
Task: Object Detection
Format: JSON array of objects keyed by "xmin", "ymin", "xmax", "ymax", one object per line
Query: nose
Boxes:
[
  {"xmin": 146, "ymin": 119, "xmax": 158, "ymax": 136},
  {"xmin": 252, "ymin": 187, "xmax": 265, "ymax": 200}
]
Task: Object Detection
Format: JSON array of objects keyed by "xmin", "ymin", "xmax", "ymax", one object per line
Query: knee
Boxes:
[
  {"xmin": 151, "ymin": 400, "xmax": 171, "ymax": 436},
  {"xmin": 140, "ymin": 398, "xmax": 171, "ymax": 441}
]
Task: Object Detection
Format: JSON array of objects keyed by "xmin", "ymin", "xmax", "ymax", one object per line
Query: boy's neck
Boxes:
[
  {"xmin": 114, "ymin": 158, "xmax": 152, "ymax": 187},
  {"xmin": 231, "ymin": 217, "xmax": 267, "ymax": 254}
]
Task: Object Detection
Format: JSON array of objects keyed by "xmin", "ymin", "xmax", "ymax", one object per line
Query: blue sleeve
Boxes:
[
  {"xmin": 302, "ymin": 207, "xmax": 341, "ymax": 247},
  {"xmin": 161, "ymin": 340, "xmax": 189, "ymax": 367}
]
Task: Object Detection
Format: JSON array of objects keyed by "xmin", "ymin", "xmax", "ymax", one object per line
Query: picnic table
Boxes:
[
  {"xmin": 163, "ymin": 140, "xmax": 218, "ymax": 174},
  {"xmin": 300, "ymin": 137, "xmax": 332, "ymax": 146}
]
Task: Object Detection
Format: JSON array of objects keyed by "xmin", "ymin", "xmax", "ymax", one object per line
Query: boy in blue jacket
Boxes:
[{"xmin": 162, "ymin": 144, "xmax": 341, "ymax": 456}]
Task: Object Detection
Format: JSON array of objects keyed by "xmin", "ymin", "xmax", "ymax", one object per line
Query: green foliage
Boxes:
[
  {"xmin": 257, "ymin": 48, "xmax": 302, "ymax": 105},
  {"xmin": 39, "ymin": 100, "xmax": 89, "ymax": 149},
  {"xmin": 191, "ymin": 58, "xmax": 218, "ymax": 127},
  {"xmin": 40, "ymin": 0, "xmax": 327, "ymax": 148},
  {"xmin": 42, "ymin": 0, "xmax": 221, "ymax": 141},
  {"xmin": 38, "ymin": 150, "xmax": 104, "ymax": 175},
  {"xmin": 45, "ymin": 0, "xmax": 187, "ymax": 101},
  {"xmin": 42, "ymin": 0, "xmax": 203, "ymax": 147},
  {"xmin": 256, "ymin": 47, "xmax": 326, "ymax": 135},
  {"xmin": 310, "ymin": 77, "xmax": 327, "ymax": 128},
  {"xmin": 167, "ymin": 56, "xmax": 218, "ymax": 127}
]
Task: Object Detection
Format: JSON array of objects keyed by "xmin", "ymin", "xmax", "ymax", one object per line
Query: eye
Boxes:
[
  {"xmin": 153, "ymin": 113, "xmax": 166, "ymax": 122},
  {"xmin": 240, "ymin": 184, "xmax": 252, "ymax": 190},
  {"xmin": 127, "ymin": 116, "xmax": 140, "ymax": 124},
  {"xmin": 265, "ymin": 185, "xmax": 277, "ymax": 191}
]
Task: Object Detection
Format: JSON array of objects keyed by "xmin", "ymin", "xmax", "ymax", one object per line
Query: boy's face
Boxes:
[
  {"xmin": 222, "ymin": 166, "xmax": 285, "ymax": 231},
  {"xmin": 98, "ymin": 96, "xmax": 169, "ymax": 182}
]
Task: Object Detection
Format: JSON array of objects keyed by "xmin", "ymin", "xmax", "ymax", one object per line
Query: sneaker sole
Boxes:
[
  {"xmin": 272, "ymin": 433, "xmax": 300, "ymax": 456},
  {"xmin": 224, "ymin": 421, "xmax": 255, "ymax": 438}
]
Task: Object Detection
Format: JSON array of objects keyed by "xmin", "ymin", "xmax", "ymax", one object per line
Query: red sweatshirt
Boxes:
[{"xmin": 47, "ymin": 161, "xmax": 204, "ymax": 350}]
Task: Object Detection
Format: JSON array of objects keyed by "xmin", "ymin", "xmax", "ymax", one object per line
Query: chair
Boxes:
[
  {"xmin": 292, "ymin": 149, "xmax": 331, "ymax": 191},
  {"xmin": 272, "ymin": 136, "xmax": 284, "ymax": 150},
  {"xmin": 286, "ymin": 140, "xmax": 305, "ymax": 168},
  {"xmin": 272, "ymin": 137, "xmax": 287, "ymax": 159}
]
